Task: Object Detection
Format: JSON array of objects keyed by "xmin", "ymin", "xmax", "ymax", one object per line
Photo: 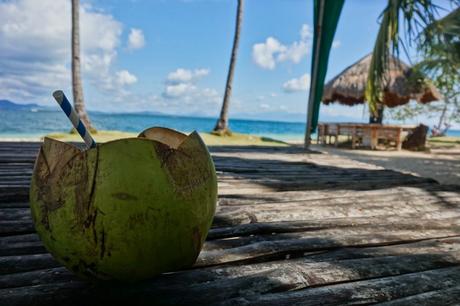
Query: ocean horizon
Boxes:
[{"xmin": 1, "ymin": 109, "xmax": 459, "ymax": 141}]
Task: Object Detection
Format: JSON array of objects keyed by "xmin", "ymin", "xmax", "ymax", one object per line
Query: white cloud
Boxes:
[
  {"xmin": 252, "ymin": 24, "xmax": 312, "ymax": 70},
  {"xmin": 300, "ymin": 24, "xmax": 313, "ymax": 40},
  {"xmin": 0, "ymin": 0, "xmax": 134, "ymax": 107},
  {"xmin": 282, "ymin": 74, "xmax": 310, "ymax": 93},
  {"xmin": 277, "ymin": 40, "xmax": 308, "ymax": 64},
  {"xmin": 257, "ymin": 93, "xmax": 278, "ymax": 101},
  {"xmin": 163, "ymin": 84, "xmax": 220, "ymax": 104},
  {"xmin": 332, "ymin": 40, "xmax": 341, "ymax": 49},
  {"xmin": 162, "ymin": 68, "xmax": 220, "ymax": 110},
  {"xmin": 166, "ymin": 68, "xmax": 209, "ymax": 84},
  {"xmin": 128, "ymin": 28, "xmax": 145, "ymax": 50},
  {"xmin": 260, "ymin": 103, "xmax": 270, "ymax": 110},
  {"xmin": 116, "ymin": 70, "xmax": 137, "ymax": 86},
  {"xmin": 252, "ymin": 37, "xmax": 286, "ymax": 70},
  {"xmin": 164, "ymin": 83, "xmax": 197, "ymax": 98}
]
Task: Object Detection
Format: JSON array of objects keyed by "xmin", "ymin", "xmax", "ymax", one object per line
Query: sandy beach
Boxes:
[{"xmin": 313, "ymin": 143, "xmax": 460, "ymax": 186}]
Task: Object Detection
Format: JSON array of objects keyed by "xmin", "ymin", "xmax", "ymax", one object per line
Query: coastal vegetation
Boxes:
[
  {"xmin": 366, "ymin": 0, "xmax": 459, "ymax": 133},
  {"xmin": 388, "ymin": 8, "xmax": 460, "ymax": 136}
]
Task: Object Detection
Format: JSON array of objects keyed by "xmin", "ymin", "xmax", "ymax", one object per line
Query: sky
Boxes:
[{"xmin": 0, "ymin": 0, "xmax": 457, "ymax": 126}]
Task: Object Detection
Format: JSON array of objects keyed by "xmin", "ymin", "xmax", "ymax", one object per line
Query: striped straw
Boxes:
[{"xmin": 52, "ymin": 90, "xmax": 96, "ymax": 149}]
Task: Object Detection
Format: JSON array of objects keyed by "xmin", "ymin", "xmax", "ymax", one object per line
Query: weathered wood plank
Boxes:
[
  {"xmin": 0, "ymin": 234, "xmax": 46, "ymax": 256},
  {"xmin": 208, "ymin": 215, "xmax": 460, "ymax": 239},
  {"xmin": 0, "ymin": 186, "xmax": 29, "ymax": 203},
  {"xmin": 217, "ymin": 186, "xmax": 460, "ymax": 206},
  {"xmin": 3, "ymin": 214, "xmax": 460, "ymax": 259},
  {"xmin": 1, "ymin": 255, "xmax": 460, "ymax": 305},
  {"xmin": 0, "ymin": 267, "xmax": 75, "ymax": 289},
  {"xmin": 217, "ymin": 170, "xmax": 429, "ymax": 180},
  {"xmin": 377, "ymin": 286, "xmax": 460, "ymax": 305},
  {"xmin": 8, "ymin": 213, "xmax": 460, "ymax": 239},
  {"xmin": 0, "ymin": 220, "xmax": 34, "ymax": 236},
  {"xmin": 0, "ymin": 173, "xmax": 435, "ymax": 189},
  {"xmin": 0, "ymin": 208, "xmax": 32, "ymax": 220},
  {"xmin": 0, "ymin": 202, "xmax": 30, "ymax": 208},
  {"xmin": 222, "ymin": 266, "xmax": 460, "ymax": 306},
  {"xmin": 4, "ymin": 193, "xmax": 459, "ymax": 227},
  {"xmin": 2, "ymin": 236, "xmax": 459, "ymax": 278},
  {"xmin": 0, "ymin": 253, "xmax": 58, "ymax": 275},
  {"xmin": 213, "ymin": 200, "xmax": 460, "ymax": 226},
  {"xmin": 217, "ymin": 182, "xmax": 436, "ymax": 194},
  {"xmin": 1, "ymin": 178, "xmax": 443, "ymax": 205},
  {"xmin": 199, "ymin": 229, "xmax": 460, "ymax": 266},
  {"xmin": 3, "ymin": 214, "xmax": 460, "ymax": 258}
]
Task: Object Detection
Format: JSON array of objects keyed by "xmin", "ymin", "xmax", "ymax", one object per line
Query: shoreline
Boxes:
[
  {"xmin": 0, "ymin": 132, "xmax": 305, "ymax": 143},
  {"xmin": 1, "ymin": 133, "xmax": 457, "ymax": 145},
  {"xmin": 0, "ymin": 131, "xmax": 291, "ymax": 147}
]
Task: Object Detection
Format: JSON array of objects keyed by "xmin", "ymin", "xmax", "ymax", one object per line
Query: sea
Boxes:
[
  {"xmin": 1, "ymin": 109, "xmax": 459, "ymax": 141},
  {"xmin": 0, "ymin": 110, "xmax": 307, "ymax": 141}
]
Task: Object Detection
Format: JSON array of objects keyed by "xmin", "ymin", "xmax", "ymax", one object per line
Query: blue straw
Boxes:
[{"xmin": 52, "ymin": 90, "xmax": 96, "ymax": 149}]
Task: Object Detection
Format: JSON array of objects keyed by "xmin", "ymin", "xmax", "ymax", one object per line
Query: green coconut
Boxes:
[{"xmin": 29, "ymin": 127, "xmax": 217, "ymax": 281}]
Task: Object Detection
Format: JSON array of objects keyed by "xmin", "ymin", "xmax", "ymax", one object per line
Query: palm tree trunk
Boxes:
[
  {"xmin": 369, "ymin": 103, "xmax": 384, "ymax": 124},
  {"xmin": 213, "ymin": 0, "xmax": 244, "ymax": 134},
  {"xmin": 71, "ymin": 0, "xmax": 94, "ymax": 131},
  {"xmin": 436, "ymin": 102, "xmax": 448, "ymax": 130}
]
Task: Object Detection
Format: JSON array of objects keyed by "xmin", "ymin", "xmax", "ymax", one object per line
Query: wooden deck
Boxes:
[{"xmin": 1, "ymin": 141, "xmax": 460, "ymax": 305}]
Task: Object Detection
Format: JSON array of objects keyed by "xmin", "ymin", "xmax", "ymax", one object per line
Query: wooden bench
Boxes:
[
  {"xmin": 317, "ymin": 123, "xmax": 416, "ymax": 150},
  {"xmin": 1, "ymin": 141, "xmax": 460, "ymax": 305}
]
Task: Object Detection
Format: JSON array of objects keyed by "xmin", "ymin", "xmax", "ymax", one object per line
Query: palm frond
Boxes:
[
  {"xmin": 421, "ymin": 7, "xmax": 460, "ymax": 66},
  {"xmin": 365, "ymin": 0, "xmax": 445, "ymax": 115}
]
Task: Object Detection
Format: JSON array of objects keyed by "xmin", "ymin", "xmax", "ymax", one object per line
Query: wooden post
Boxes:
[
  {"xmin": 305, "ymin": 0, "xmax": 325, "ymax": 149},
  {"xmin": 351, "ymin": 127, "xmax": 356, "ymax": 149},
  {"xmin": 396, "ymin": 127, "xmax": 402, "ymax": 151},
  {"xmin": 335, "ymin": 126, "xmax": 340, "ymax": 147},
  {"xmin": 371, "ymin": 126, "xmax": 378, "ymax": 150},
  {"xmin": 323, "ymin": 124, "xmax": 328, "ymax": 145}
]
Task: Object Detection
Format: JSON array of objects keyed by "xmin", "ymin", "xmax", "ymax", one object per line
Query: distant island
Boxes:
[
  {"xmin": 0, "ymin": 98, "xmax": 364, "ymax": 125},
  {"xmin": 0, "ymin": 98, "xmax": 309, "ymax": 123},
  {"xmin": 0, "ymin": 99, "xmax": 45, "ymax": 111}
]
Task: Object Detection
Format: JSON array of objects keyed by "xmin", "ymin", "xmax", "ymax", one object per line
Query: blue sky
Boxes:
[{"xmin": 0, "ymin": 0, "xmax": 456, "ymax": 126}]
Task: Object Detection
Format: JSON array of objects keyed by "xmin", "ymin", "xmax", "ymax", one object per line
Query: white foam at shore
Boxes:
[{"xmin": 0, "ymin": 136, "xmax": 43, "ymax": 142}]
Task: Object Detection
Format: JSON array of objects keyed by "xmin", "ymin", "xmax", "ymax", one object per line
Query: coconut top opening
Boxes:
[
  {"xmin": 42, "ymin": 127, "xmax": 192, "ymax": 153},
  {"xmin": 138, "ymin": 127, "xmax": 188, "ymax": 149}
]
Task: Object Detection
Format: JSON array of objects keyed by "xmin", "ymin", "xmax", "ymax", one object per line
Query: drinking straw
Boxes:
[{"xmin": 52, "ymin": 90, "xmax": 96, "ymax": 149}]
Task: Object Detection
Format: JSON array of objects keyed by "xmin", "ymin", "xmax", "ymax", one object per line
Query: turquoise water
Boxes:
[
  {"xmin": 1, "ymin": 109, "xmax": 459, "ymax": 141},
  {"xmin": 0, "ymin": 110, "xmax": 307, "ymax": 141}
]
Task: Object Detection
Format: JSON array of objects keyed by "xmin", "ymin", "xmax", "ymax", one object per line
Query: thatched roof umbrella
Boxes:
[{"xmin": 322, "ymin": 54, "xmax": 442, "ymax": 108}]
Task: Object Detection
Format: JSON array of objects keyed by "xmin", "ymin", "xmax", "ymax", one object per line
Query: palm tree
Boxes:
[
  {"xmin": 365, "ymin": 0, "xmax": 459, "ymax": 119},
  {"xmin": 412, "ymin": 8, "xmax": 460, "ymax": 135},
  {"xmin": 71, "ymin": 0, "xmax": 94, "ymax": 131},
  {"xmin": 419, "ymin": 8, "xmax": 460, "ymax": 69},
  {"xmin": 213, "ymin": 0, "xmax": 244, "ymax": 135}
]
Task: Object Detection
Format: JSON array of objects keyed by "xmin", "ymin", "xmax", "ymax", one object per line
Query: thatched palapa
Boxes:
[{"xmin": 322, "ymin": 54, "xmax": 442, "ymax": 107}]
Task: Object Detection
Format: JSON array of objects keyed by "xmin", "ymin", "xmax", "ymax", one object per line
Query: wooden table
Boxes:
[
  {"xmin": 1, "ymin": 142, "xmax": 460, "ymax": 305},
  {"xmin": 317, "ymin": 123, "xmax": 416, "ymax": 150}
]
